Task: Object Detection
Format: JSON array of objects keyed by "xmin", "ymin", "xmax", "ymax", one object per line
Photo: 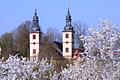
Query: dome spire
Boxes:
[
  {"xmin": 67, "ymin": 8, "xmax": 70, "ymax": 16},
  {"xmin": 65, "ymin": 0, "xmax": 72, "ymax": 27},
  {"xmin": 33, "ymin": 9, "xmax": 39, "ymax": 21},
  {"xmin": 65, "ymin": 8, "xmax": 72, "ymax": 27},
  {"xmin": 64, "ymin": 0, "xmax": 74, "ymax": 32},
  {"xmin": 30, "ymin": 9, "xmax": 41, "ymax": 33}
]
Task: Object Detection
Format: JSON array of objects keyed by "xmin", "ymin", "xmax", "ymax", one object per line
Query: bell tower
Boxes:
[
  {"xmin": 29, "ymin": 9, "xmax": 42, "ymax": 59},
  {"xmin": 62, "ymin": 8, "xmax": 75, "ymax": 58}
]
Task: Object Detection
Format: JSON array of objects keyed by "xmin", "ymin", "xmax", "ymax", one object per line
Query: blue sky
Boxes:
[{"xmin": 0, "ymin": 0, "xmax": 120, "ymax": 35}]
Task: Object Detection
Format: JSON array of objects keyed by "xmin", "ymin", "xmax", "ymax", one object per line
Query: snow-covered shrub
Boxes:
[{"xmin": 0, "ymin": 54, "xmax": 54, "ymax": 80}]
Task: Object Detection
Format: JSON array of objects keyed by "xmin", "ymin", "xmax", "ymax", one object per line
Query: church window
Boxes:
[
  {"xmin": 33, "ymin": 49, "xmax": 36, "ymax": 54},
  {"xmin": 33, "ymin": 35, "xmax": 36, "ymax": 39},
  {"xmin": 66, "ymin": 34, "xmax": 69, "ymax": 38},
  {"xmin": 66, "ymin": 48, "xmax": 69, "ymax": 52}
]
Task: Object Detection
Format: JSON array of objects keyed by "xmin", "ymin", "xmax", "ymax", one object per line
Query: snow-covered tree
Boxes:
[
  {"xmin": 52, "ymin": 20, "xmax": 120, "ymax": 80},
  {"xmin": 0, "ymin": 54, "xmax": 54, "ymax": 80},
  {"xmin": 84, "ymin": 20, "xmax": 120, "ymax": 60}
]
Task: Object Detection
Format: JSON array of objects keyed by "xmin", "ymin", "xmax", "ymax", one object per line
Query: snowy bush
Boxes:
[
  {"xmin": 53, "ymin": 57, "xmax": 120, "ymax": 80},
  {"xmin": 0, "ymin": 55, "xmax": 54, "ymax": 80}
]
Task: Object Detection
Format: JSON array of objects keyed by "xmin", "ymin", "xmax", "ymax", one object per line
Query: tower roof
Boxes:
[
  {"xmin": 66, "ymin": 8, "xmax": 71, "ymax": 21},
  {"xmin": 30, "ymin": 9, "xmax": 41, "ymax": 33},
  {"xmin": 64, "ymin": 8, "xmax": 74, "ymax": 32}
]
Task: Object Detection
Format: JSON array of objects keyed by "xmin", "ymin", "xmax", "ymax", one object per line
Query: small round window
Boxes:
[
  {"xmin": 33, "ymin": 42, "xmax": 36, "ymax": 45},
  {"xmin": 66, "ymin": 41, "xmax": 68, "ymax": 44}
]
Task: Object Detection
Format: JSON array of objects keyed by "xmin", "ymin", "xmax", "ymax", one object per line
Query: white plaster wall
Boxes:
[
  {"xmin": 30, "ymin": 33, "xmax": 40, "ymax": 58},
  {"xmin": 62, "ymin": 32, "xmax": 73, "ymax": 58}
]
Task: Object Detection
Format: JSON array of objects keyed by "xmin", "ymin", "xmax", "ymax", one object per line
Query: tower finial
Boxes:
[
  {"xmin": 67, "ymin": 0, "xmax": 71, "ymax": 16},
  {"xmin": 66, "ymin": 6, "xmax": 71, "ymax": 27},
  {"xmin": 68, "ymin": 0, "xmax": 71, "ymax": 9},
  {"xmin": 35, "ymin": 9, "xmax": 37, "ymax": 16}
]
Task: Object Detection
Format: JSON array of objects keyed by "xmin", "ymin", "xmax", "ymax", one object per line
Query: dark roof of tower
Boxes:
[{"xmin": 30, "ymin": 9, "xmax": 41, "ymax": 33}]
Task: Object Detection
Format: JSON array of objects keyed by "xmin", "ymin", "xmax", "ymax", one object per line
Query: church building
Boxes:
[{"xmin": 29, "ymin": 8, "xmax": 84, "ymax": 59}]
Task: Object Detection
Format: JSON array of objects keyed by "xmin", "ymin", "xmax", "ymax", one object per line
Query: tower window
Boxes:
[
  {"xmin": 66, "ymin": 34, "xmax": 69, "ymax": 38},
  {"xmin": 33, "ymin": 49, "xmax": 36, "ymax": 54},
  {"xmin": 66, "ymin": 48, "xmax": 69, "ymax": 52},
  {"xmin": 33, "ymin": 35, "xmax": 36, "ymax": 39}
]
